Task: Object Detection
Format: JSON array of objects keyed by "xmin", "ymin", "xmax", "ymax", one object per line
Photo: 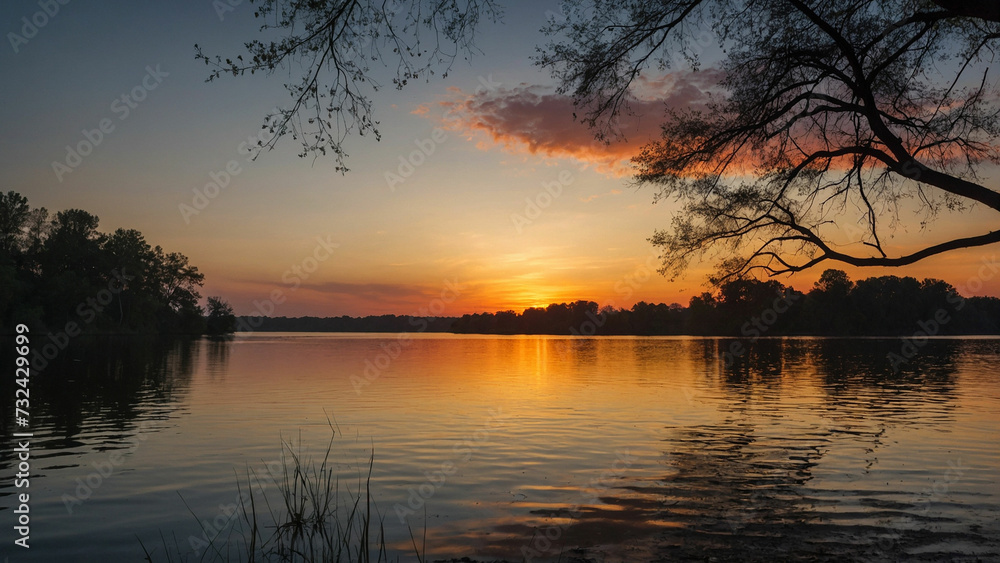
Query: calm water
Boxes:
[{"xmin": 1, "ymin": 334, "xmax": 998, "ymax": 562}]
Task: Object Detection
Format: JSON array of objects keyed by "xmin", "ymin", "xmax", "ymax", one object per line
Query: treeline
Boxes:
[
  {"xmin": 236, "ymin": 315, "xmax": 458, "ymax": 333},
  {"xmin": 0, "ymin": 191, "xmax": 234, "ymax": 335},
  {"xmin": 450, "ymin": 270, "xmax": 1000, "ymax": 336},
  {"xmin": 235, "ymin": 269, "xmax": 999, "ymax": 336}
]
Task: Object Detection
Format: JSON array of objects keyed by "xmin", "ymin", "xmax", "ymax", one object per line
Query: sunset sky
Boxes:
[{"xmin": 3, "ymin": 0, "xmax": 998, "ymax": 317}]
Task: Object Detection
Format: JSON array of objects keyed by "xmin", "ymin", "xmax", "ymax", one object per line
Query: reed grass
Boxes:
[{"xmin": 140, "ymin": 420, "xmax": 406, "ymax": 563}]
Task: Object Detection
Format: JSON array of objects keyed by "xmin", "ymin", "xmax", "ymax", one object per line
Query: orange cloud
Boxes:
[{"xmin": 428, "ymin": 69, "xmax": 725, "ymax": 175}]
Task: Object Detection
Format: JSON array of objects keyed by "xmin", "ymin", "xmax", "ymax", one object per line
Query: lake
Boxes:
[{"xmin": 1, "ymin": 334, "xmax": 998, "ymax": 562}]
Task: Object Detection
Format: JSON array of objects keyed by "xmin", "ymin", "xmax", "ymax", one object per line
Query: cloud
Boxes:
[
  {"xmin": 224, "ymin": 277, "xmax": 457, "ymax": 315},
  {"xmin": 301, "ymin": 280, "xmax": 444, "ymax": 305},
  {"xmin": 631, "ymin": 69, "xmax": 726, "ymax": 102},
  {"xmin": 425, "ymin": 69, "xmax": 724, "ymax": 176}
]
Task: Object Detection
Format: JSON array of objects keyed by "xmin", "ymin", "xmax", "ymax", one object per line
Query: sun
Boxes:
[{"xmin": 509, "ymin": 288, "xmax": 565, "ymax": 311}]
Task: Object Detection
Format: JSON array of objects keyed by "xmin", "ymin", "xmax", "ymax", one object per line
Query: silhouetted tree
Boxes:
[
  {"xmin": 0, "ymin": 191, "xmax": 213, "ymax": 335},
  {"xmin": 206, "ymin": 297, "xmax": 237, "ymax": 335},
  {"xmin": 804, "ymin": 269, "xmax": 857, "ymax": 334},
  {"xmin": 249, "ymin": 284, "xmax": 998, "ymax": 336},
  {"xmin": 714, "ymin": 278, "xmax": 792, "ymax": 334},
  {"xmin": 201, "ymin": 1, "xmax": 999, "ymax": 288},
  {"xmin": 196, "ymin": 0, "xmax": 501, "ymax": 169},
  {"xmin": 538, "ymin": 0, "xmax": 1000, "ymax": 281},
  {"xmin": 0, "ymin": 191, "xmax": 29, "ymax": 256},
  {"xmin": 446, "ymin": 270, "xmax": 997, "ymax": 336}
]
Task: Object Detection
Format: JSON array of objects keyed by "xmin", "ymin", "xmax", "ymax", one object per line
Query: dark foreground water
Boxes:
[{"xmin": 0, "ymin": 334, "xmax": 998, "ymax": 562}]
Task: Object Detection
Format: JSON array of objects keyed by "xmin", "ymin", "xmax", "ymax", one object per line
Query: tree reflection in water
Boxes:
[
  {"xmin": 489, "ymin": 339, "xmax": 993, "ymax": 562},
  {"xmin": 0, "ymin": 336, "xmax": 204, "ymax": 482}
]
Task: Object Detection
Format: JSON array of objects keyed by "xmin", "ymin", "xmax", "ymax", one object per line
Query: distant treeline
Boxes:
[
  {"xmin": 239, "ymin": 269, "xmax": 1000, "ymax": 336},
  {"xmin": 0, "ymin": 191, "xmax": 234, "ymax": 335},
  {"xmin": 451, "ymin": 270, "xmax": 1000, "ymax": 336},
  {"xmin": 237, "ymin": 315, "xmax": 458, "ymax": 333}
]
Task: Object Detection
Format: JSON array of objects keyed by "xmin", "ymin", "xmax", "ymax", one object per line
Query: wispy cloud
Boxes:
[{"xmin": 301, "ymin": 281, "xmax": 444, "ymax": 305}]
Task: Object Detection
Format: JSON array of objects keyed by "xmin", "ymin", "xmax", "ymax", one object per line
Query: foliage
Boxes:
[
  {"xmin": 0, "ymin": 190, "xmax": 219, "ymax": 335},
  {"xmin": 195, "ymin": 0, "xmax": 502, "ymax": 170},
  {"xmin": 538, "ymin": 0, "xmax": 1000, "ymax": 281},
  {"xmin": 452, "ymin": 300, "xmax": 611, "ymax": 334},
  {"xmin": 449, "ymin": 270, "xmax": 1000, "ymax": 336},
  {"xmin": 201, "ymin": 0, "xmax": 1000, "ymax": 282},
  {"xmin": 206, "ymin": 296, "xmax": 238, "ymax": 335},
  {"xmin": 230, "ymin": 275, "xmax": 998, "ymax": 336},
  {"xmin": 140, "ymin": 427, "xmax": 400, "ymax": 563}
]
